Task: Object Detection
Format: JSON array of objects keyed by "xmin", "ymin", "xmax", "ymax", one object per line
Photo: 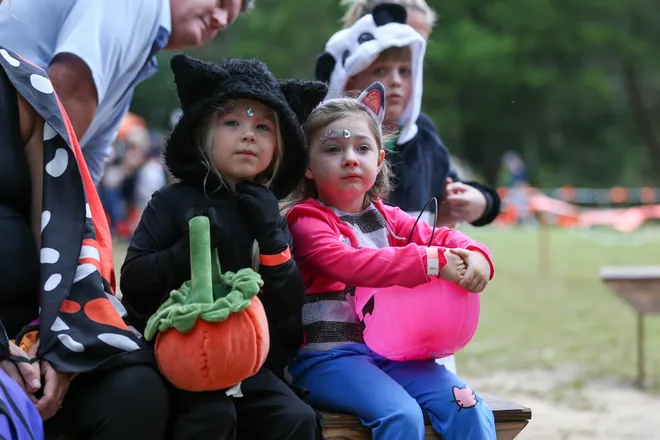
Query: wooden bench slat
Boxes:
[
  {"xmin": 319, "ymin": 394, "xmax": 531, "ymax": 427},
  {"xmin": 319, "ymin": 394, "xmax": 532, "ymax": 439},
  {"xmin": 600, "ymin": 265, "xmax": 660, "ymax": 280}
]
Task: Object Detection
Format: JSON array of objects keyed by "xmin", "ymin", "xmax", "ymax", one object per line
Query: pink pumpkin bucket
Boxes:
[{"xmin": 355, "ymin": 278, "xmax": 480, "ymax": 361}]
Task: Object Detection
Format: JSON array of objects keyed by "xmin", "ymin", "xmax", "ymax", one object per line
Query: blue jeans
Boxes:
[{"xmin": 288, "ymin": 344, "xmax": 495, "ymax": 440}]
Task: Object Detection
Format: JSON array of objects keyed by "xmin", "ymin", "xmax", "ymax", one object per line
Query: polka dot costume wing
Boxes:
[{"xmin": 0, "ymin": 47, "xmax": 145, "ymax": 373}]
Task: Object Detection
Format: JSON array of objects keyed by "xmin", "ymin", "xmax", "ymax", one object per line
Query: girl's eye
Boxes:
[
  {"xmin": 325, "ymin": 146, "xmax": 340, "ymax": 153},
  {"xmin": 400, "ymin": 67, "xmax": 411, "ymax": 76},
  {"xmin": 224, "ymin": 120, "xmax": 239, "ymax": 127},
  {"xmin": 257, "ymin": 123, "xmax": 271, "ymax": 131},
  {"xmin": 358, "ymin": 144, "xmax": 370, "ymax": 152},
  {"xmin": 374, "ymin": 68, "xmax": 387, "ymax": 75}
]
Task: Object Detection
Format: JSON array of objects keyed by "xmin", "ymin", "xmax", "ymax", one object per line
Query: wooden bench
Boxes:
[
  {"xmin": 600, "ymin": 265, "xmax": 660, "ymax": 389},
  {"xmin": 319, "ymin": 394, "xmax": 532, "ymax": 439}
]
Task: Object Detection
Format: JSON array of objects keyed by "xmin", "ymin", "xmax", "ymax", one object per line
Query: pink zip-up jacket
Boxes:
[
  {"xmin": 286, "ymin": 198, "xmax": 494, "ymax": 351},
  {"xmin": 287, "ymin": 198, "xmax": 494, "ymax": 294}
]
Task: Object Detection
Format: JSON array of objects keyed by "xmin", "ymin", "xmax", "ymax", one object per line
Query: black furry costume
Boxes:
[
  {"xmin": 166, "ymin": 54, "xmax": 327, "ymax": 199},
  {"xmin": 120, "ymin": 54, "xmax": 327, "ymax": 440}
]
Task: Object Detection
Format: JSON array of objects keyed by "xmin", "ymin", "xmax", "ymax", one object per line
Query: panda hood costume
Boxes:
[{"xmin": 315, "ymin": 3, "xmax": 426, "ymax": 145}]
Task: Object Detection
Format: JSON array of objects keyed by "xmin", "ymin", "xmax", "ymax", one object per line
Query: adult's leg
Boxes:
[
  {"xmin": 45, "ymin": 365, "xmax": 169, "ymax": 440},
  {"xmin": 234, "ymin": 368, "xmax": 320, "ymax": 440},
  {"xmin": 167, "ymin": 387, "xmax": 237, "ymax": 440},
  {"xmin": 289, "ymin": 344, "xmax": 425, "ymax": 440},
  {"xmin": 382, "ymin": 360, "xmax": 496, "ymax": 440}
]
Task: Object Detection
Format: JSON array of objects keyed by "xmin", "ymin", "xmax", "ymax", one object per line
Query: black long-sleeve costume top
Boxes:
[
  {"xmin": 120, "ymin": 183, "xmax": 304, "ymax": 378},
  {"xmin": 388, "ymin": 112, "xmax": 501, "ymax": 227}
]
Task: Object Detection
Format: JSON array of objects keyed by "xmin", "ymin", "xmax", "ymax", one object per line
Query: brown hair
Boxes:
[
  {"xmin": 340, "ymin": 0, "xmax": 437, "ymax": 30},
  {"xmin": 281, "ymin": 98, "xmax": 395, "ymax": 212}
]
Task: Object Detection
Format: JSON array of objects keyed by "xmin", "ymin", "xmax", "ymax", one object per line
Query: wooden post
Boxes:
[
  {"xmin": 538, "ymin": 214, "xmax": 549, "ymax": 275},
  {"xmin": 637, "ymin": 311, "xmax": 645, "ymax": 389}
]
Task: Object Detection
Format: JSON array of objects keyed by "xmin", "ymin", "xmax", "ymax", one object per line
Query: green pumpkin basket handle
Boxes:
[{"xmin": 144, "ymin": 216, "xmax": 264, "ymax": 341}]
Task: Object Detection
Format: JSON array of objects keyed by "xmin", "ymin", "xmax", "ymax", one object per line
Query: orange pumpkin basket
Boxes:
[{"xmin": 144, "ymin": 216, "xmax": 270, "ymax": 391}]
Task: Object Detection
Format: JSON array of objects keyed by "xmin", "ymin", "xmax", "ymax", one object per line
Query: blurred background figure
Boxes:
[{"xmin": 98, "ymin": 112, "xmax": 167, "ymax": 239}]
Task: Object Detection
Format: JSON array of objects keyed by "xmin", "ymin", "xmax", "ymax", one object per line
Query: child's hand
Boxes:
[
  {"xmin": 450, "ymin": 248, "xmax": 491, "ymax": 293},
  {"xmin": 438, "ymin": 248, "xmax": 467, "ymax": 283}
]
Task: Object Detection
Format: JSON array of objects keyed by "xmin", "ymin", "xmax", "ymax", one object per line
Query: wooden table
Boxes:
[
  {"xmin": 319, "ymin": 394, "xmax": 532, "ymax": 439},
  {"xmin": 600, "ymin": 265, "xmax": 660, "ymax": 388}
]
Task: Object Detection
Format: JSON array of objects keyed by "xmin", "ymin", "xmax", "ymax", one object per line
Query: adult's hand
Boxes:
[
  {"xmin": 0, "ymin": 342, "xmax": 41, "ymax": 394},
  {"xmin": 34, "ymin": 361, "xmax": 71, "ymax": 421}
]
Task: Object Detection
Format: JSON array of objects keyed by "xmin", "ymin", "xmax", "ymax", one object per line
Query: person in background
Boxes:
[{"xmin": 339, "ymin": 0, "xmax": 501, "ymax": 229}]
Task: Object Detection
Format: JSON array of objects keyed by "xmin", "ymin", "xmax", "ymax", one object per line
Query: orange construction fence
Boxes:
[{"xmin": 495, "ymin": 186, "xmax": 660, "ymax": 232}]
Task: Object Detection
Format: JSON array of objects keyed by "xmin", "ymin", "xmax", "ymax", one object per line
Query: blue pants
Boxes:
[{"xmin": 288, "ymin": 344, "xmax": 495, "ymax": 440}]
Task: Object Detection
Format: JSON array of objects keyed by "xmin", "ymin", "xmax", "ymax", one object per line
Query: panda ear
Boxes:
[
  {"xmin": 372, "ymin": 3, "xmax": 407, "ymax": 26},
  {"xmin": 315, "ymin": 52, "xmax": 336, "ymax": 83}
]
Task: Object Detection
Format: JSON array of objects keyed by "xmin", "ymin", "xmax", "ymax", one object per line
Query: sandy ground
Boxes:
[{"xmin": 465, "ymin": 369, "xmax": 660, "ymax": 440}]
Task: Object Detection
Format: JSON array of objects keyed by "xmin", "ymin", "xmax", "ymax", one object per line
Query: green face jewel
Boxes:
[
  {"xmin": 246, "ymin": 107, "xmax": 255, "ymax": 117},
  {"xmin": 343, "ymin": 129, "xmax": 352, "ymax": 138}
]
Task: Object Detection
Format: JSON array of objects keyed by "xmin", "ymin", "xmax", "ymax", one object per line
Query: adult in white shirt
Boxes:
[{"xmin": 0, "ymin": 0, "xmax": 252, "ymax": 185}]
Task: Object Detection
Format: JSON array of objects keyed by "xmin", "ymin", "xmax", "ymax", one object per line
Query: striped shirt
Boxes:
[{"xmin": 302, "ymin": 204, "xmax": 390, "ymax": 352}]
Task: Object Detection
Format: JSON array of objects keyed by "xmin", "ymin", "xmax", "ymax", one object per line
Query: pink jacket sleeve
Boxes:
[
  {"xmin": 288, "ymin": 212, "xmax": 432, "ymax": 288},
  {"xmin": 388, "ymin": 205, "xmax": 495, "ymax": 279}
]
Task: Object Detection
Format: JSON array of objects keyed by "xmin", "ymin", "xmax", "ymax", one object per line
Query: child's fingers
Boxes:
[
  {"xmin": 466, "ymin": 276, "xmax": 481, "ymax": 292},
  {"xmin": 450, "ymin": 248, "xmax": 471, "ymax": 259},
  {"xmin": 458, "ymin": 267, "xmax": 476, "ymax": 289}
]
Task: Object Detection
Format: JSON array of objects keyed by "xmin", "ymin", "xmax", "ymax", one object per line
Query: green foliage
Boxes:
[{"xmin": 130, "ymin": 0, "xmax": 659, "ymax": 186}]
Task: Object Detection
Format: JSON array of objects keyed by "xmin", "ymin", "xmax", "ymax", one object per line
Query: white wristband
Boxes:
[{"xmin": 426, "ymin": 247, "xmax": 439, "ymax": 276}]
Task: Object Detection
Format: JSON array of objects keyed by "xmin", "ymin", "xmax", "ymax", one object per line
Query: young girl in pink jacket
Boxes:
[{"xmin": 284, "ymin": 82, "xmax": 497, "ymax": 440}]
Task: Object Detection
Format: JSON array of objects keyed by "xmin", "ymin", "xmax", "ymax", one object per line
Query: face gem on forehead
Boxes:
[
  {"xmin": 246, "ymin": 107, "xmax": 255, "ymax": 117},
  {"xmin": 320, "ymin": 128, "xmax": 353, "ymax": 142}
]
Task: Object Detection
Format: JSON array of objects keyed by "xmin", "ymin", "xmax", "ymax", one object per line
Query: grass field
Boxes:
[
  {"xmin": 455, "ymin": 226, "xmax": 660, "ymax": 391},
  {"xmin": 113, "ymin": 226, "xmax": 660, "ymax": 390}
]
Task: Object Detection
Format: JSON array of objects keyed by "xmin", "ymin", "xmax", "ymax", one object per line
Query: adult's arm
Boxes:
[{"xmin": 48, "ymin": 54, "xmax": 97, "ymax": 142}]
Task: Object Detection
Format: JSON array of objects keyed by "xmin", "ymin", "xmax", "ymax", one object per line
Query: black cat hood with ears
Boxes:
[
  {"xmin": 315, "ymin": 3, "xmax": 426, "ymax": 145},
  {"xmin": 165, "ymin": 54, "xmax": 328, "ymax": 199}
]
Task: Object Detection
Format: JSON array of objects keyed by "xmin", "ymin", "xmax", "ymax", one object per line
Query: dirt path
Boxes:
[{"xmin": 465, "ymin": 369, "xmax": 660, "ymax": 440}]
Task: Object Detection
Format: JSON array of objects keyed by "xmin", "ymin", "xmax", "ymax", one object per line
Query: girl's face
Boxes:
[
  {"xmin": 306, "ymin": 114, "xmax": 385, "ymax": 213},
  {"xmin": 212, "ymin": 99, "xmax": 277, "ymax": 188}
]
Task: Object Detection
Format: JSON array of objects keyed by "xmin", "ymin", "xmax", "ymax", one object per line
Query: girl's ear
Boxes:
[
  {"xmin": 305, "ymin": 167, "xmax": 314, "ymax": 180},
  {"xmin": 376, "ymin": 149, "xmax": 385, "ymax": 173}
]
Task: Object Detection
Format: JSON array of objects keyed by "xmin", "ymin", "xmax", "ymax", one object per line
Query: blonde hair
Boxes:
[
  {"xmin": 195, "ymin": 104, "xmax": 285, "ymax": 271},
  {"xmin": 340, "ymin": 0, "xmax": 437, "ymax": 30},
  {"xmin": 281, "ymin": 98, "xmax": 394, "ymax": 213}
]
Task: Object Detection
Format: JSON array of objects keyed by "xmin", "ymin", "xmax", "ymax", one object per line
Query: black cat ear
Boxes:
[
  {"xmin": 170, "ymin": 54, "xmax": 230, "ymax": 110},
  {"xmin": 315, "ymin": 52, "xmax": 336, "ymax": 83},
  {"xmin": 372, "ymin": 3, "xmax": 407, "ymax": 26},
  {"xmin": 280, "ymin": 80, "xmax": 328, "ymax": 124}
]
